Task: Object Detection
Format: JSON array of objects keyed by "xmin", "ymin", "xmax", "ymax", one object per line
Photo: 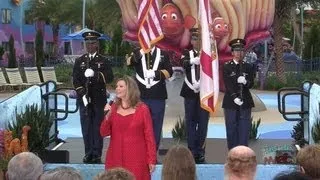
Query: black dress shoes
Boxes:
[
  {"xmin": 91, "ymin": 156, "xmax": 101, "ymax": 164},
  {"xmin": 195, "ymin": 154, "xmax": 206, "ymax": 164},
  {"xmin": 83, "ymin": 154, "xmax": 92, "ymax": 163}
]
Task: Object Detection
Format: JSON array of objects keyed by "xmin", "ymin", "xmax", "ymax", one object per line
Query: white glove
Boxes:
[
  {"xmin": 84, "ymin": 68, "xmax": 94, "ymax": 78},
  {"xmin": 237, "ymin": 76, "xmax": 247, "ymax": 85},
  {"xmin": 193, "ymin": 82, "xmax": 200, "ymax": 93},
  {"xmin": 145, "ymin": 70, "xmax": 155, "ymax": 78},
  {"xmin": 82, "ymin": 95, "xmax": 88, "ymax": 107},
  {"xmin": 190, "ymin": 57, "xmax": 200, "ymax": 65},
  {"xmin": 233, "ymin": 98, "xmax": 243, "ymax": 106},
  {"xmin": 193, "ymin": 82, "xmax": 200, "ymax": 92}
]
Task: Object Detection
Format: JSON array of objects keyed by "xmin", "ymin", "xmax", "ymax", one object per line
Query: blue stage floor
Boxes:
[{"xmin": 52, "ymin": 91, "xmax": 301, "ymax": 141}]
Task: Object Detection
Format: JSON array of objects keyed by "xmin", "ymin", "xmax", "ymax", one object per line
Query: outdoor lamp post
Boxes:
[
  {"xmin": 83, "ymin": 0, "xmax": 86, "ymax": 28},
  {"xmin": 295, "ymin": 4, "xmax": 305, "ymax": 59},
  {"xmin": 296, "ymin": 3, "xmax": 313, "ymax": 59}
]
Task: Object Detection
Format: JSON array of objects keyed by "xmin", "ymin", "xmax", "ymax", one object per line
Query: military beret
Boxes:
[{"xmin": 229, "ymin": 38, "xmax": 246, "ymax": 51}]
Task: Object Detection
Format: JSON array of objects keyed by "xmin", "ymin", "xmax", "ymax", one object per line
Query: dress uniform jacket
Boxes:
[
  {"xmin": 222, "ymin": 60, "xmax": 255, "ymax": 109},
  {"xmin": 180, "ymin": 49, "xmax": 200, "ymax": 99},
  {"xmin": 73, "ymin": 53, "xmax": 114, "ymax": 106},
  {"xmin": 129, "ymin": 47, "xmax": 173, "ymax": 99}
]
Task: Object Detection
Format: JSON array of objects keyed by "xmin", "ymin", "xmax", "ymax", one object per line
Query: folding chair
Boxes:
[
  {"xmin": 23, "ymin": 67, "xmax": 42, "ymax": 85},
  {"xmin": 5, "ymin": 68, "xmax": 31, "ymax": 90},
  {"xmin": 41, "ymin": 66, "xmax": 63, "ymax": 85}
]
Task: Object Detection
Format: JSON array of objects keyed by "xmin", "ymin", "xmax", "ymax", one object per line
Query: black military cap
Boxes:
[
  {"xmin": 82, "ymin": 31, "xmax": 101, "ymax": 42},
  {"xmin": 190, "ymin": 28, "xmax": 199, "ymax": 41},
  {"xmin": 229, "ymin": 38, "xmax": 246, "ymax": 51}
]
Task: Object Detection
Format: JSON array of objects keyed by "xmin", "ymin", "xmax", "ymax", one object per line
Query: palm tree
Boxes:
[
  {"xmin": 26, "ymin": 0, "xmax": 81, "ymax": 57},
  {"xmin": 274, "ymin": 0, "xmax": 320, "ymax": 83},
  {"xmin": 91, "ymin": 0, "xmax": 122, "ymax": 34}
]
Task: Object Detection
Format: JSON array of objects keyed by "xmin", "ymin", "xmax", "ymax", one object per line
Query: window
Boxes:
[
  {"xmin": 1, "ymin": 9, "xmax": 11, "ymax": 24},
  {"xmin": 45, "ymin": 42, "xmax": 54, "ymax": 55},
  {"xmin": 25, "ymin": 42, "xmax": 34, "ymax": 56},
  {"xmin": 64, "ymin": 42, "xmax": 71, "ymax": 55},
  {"xmin": 2, "ymin": 42, "xmax": 9, "ymax": 51},
  {"xmin": 24, "ymin": 10, "xmax": 32, "ymax": 24}
]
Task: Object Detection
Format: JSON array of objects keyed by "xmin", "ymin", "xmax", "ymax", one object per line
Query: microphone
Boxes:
[{"xmin": 104, "ymin": 94, "xmax": 115, "ymax": 115}]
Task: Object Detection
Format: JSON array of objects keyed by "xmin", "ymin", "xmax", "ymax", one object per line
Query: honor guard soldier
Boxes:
[
  {"xmin": 180, "ymin": 31, "xmax": 209, "ymax": 163},
  {"xmin": 127, "ymin": 46, "xmax": 173, "ymax": 151},
  {"xmin": 222, "ymin": 38, "xmax": 255, "ymax": 150},
  {"xmin": 72, "ymin": 31, "xmax": 114, "ymax": 163}
]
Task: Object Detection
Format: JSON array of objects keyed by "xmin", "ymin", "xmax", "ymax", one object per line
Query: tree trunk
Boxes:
[
  {"xmin": 52, "ymin": 24, "xmax": 60, "ymax": 58},
  {"xmin": 273, "ymin": 14, "xmax": 287, "ymax": 83}
]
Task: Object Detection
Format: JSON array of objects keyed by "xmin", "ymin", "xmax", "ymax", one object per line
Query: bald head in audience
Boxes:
[
  {"xmin": 224, "ymin": 146, "xmax": 257, "ymax": 180},
  {"xmin": 6, "ymin": 152, "xmax": 43, "ymax": 180},
  {"xmin": 296, "ymin": 144, "xmax": 320, "ymax": 179}
]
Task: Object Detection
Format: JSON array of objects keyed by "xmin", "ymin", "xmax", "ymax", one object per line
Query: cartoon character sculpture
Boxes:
[
  {"xmin": 1, "ymin": 125, "xmax": 31, "ymax": 158},
  {"xmin": 117, "ymin": 0, "xmax": 275, "ymax": 89}
]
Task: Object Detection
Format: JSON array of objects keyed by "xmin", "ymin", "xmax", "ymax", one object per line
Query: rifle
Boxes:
[{"xmin": 239, "ymin": 58, "xmax": 243, "ymax": 101}]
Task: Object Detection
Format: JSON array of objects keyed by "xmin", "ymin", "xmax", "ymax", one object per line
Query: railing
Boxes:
[
  {"xmin": 268, "ymin": 58, "xmax": 320, "ymax": 73},
  {"xmin": 40, "ymin": 80, "xmax": 79, "ymax": 144}
]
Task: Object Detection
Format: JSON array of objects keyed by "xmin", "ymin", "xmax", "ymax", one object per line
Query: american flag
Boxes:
[
  {"xmin": 137, "ymin": 0, "xmax": 164, "ymax": 53},
  {"xmin": 199, "ymin": 0, "xmax": 219, "ymax": 113}
]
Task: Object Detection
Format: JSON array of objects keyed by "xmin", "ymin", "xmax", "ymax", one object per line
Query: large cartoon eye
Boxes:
[
  {"xmin": 224, "ymin": 24, "xmax": 228, "ymax": 29},
  {"xmin": 215, "ymin": 24, "xmax": 221, "ymax": 29},
  {"xmin": 171, "ymin": 13, "xmax": 177, "ymax": 20},
  {"xmin": 161, "ymin": 14, "xmax": 167, "ymax": 20}
]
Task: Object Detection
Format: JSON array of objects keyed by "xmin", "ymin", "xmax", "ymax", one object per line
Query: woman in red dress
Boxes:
[{"xmin": 100, "ymin": 76, "xmax": 156, "ymax": 180}]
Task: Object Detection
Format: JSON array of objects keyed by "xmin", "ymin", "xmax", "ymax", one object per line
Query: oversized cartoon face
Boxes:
[
  {"xmin": 160, "ymin": 3, "xmax": 185, "ymax": 38},
  {"xmin": 211, "ymin": 18, "xmax": 230, "ymax": 39}
]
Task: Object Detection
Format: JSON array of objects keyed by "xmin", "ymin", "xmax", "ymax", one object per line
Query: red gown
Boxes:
[{"xmin": 100, "ymin": 102, "xmax": 156, "ymax": 180}]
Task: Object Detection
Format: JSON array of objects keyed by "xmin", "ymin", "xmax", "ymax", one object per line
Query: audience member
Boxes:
[
  {"xmin": 40, "ymin": 166, "xmax": 82, "ymax": 180},
  {"xmin": 162, "ymin": 145, "xmax": 196, "ymax": 180},
  {"xmin": 94, "ymin": 168, "xmax": 135, "ymax": 180},
  {"xmin": 296, "ymin": 144, "xmax": 320, "ymax": 179},
  {"xmin": 273, "ymin": 171, "xmax": 312, "ymax": 180},
  {"xmin": 6, "ymin": 152, "xmax": 43, "ymax": 180},
  {"xmin": 224, "ymin": 146, "xmax": 257, "ymax": 180}
]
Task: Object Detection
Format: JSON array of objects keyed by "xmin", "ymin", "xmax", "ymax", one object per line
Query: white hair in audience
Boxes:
[
  {"xmin": 40, "ymin": 166, "xmax": 83, "ymax": 180},
  {"xmin": 7, "ymin": 152, "xmax": 43, "ymax": 180}
]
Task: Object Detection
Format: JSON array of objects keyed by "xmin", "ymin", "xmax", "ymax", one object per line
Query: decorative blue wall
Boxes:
[{"xmin": 0, "ymin": 0, "xmax": 70, "ymax": 64}]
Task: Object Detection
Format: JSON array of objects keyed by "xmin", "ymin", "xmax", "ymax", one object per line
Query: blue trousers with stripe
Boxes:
[
  {"xmin": 142, "ymin": 99, "xmax": 166, "ymax": 151},
  {"xmin": 224, "ymin": 108, "xmax": 252, "ymax": 150}
]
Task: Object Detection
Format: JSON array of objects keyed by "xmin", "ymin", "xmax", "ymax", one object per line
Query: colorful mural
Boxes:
[{"xmin": 0, "ymin": 0, "xmax": 69, "ymax": 66}]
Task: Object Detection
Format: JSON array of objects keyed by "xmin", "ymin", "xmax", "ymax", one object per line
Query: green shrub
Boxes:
[
  {"xmin": 260, "ymin": 72, "xmax": 320, "ymax": 91},
  {"xmin": 55, "ymin": 63, "xmax": 73, "ymax": 87},
  {"xmin": 291, "ymin": 120, "xmax": 308, "ymax": 147},
  {"xmin": 7, "ymin": 104, "xmax": 55, "ymax": 159},
  {"xmin": 172, "ymin": 116, "xmax": 187, "ymax": 142},
  {"xmin": 312, "ymin": 118, "xmax": 320, "ymax": 144},
  {"xmin": 249, "ymin": 117, "xmax": 261, "ymax": 140}
]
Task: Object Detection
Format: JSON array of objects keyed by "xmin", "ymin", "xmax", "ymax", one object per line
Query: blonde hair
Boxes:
[
  {"xmin": 296, "ymin": 144, "xmax": 320, "ymax": 179},
  {"xmin": 94, "ymin": 168, "xmax": 135, "ymax": 180},
  {"xmin": 115, "ymin": 75, "xmax": 141, "ymax": 108},
  {"xmin": 162, "ymin": 145, "xmax": 196, "ymax": 180}
]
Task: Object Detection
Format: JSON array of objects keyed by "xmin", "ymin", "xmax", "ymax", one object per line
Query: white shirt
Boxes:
[{"xmin": 89, "ymin": 52, "xmax": 97, "ymax": 59}]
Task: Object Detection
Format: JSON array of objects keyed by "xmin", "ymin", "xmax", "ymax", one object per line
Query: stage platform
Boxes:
[{"xmin": 58, "ymin": 137, "xmax": 295, "ymax": 164}]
